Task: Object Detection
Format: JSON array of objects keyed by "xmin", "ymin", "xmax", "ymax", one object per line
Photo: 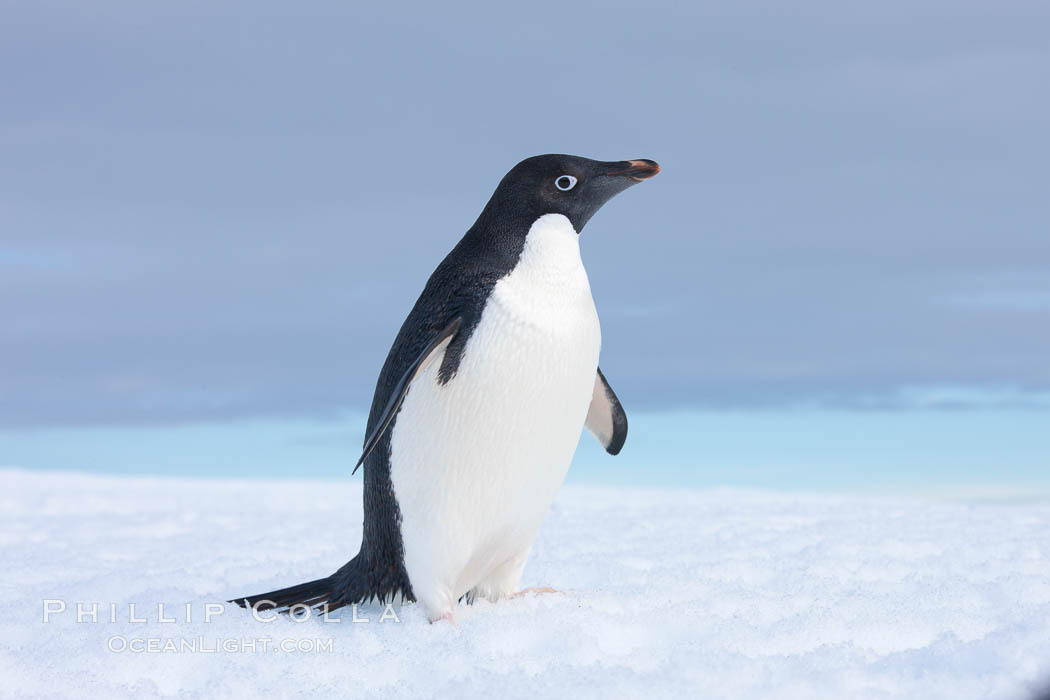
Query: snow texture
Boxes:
[{"xmin": 3, "ymin": 468, "xmax": 1050, "ymax": 699}]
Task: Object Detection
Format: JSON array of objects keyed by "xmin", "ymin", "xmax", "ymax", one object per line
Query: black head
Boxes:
[{"xmin": 475, "ymin": 154, "xmax": 660, "ymax": 235}]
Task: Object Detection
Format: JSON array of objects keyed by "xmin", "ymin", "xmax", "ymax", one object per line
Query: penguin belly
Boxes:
[{"xmin": 388, "ymin": 213, "xmax": 600, "ymax": 621}]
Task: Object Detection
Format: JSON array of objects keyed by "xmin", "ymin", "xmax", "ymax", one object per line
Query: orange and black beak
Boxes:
[{"xmin": 605, "ymin": 159, "xmax": 661, "ymax": 181}]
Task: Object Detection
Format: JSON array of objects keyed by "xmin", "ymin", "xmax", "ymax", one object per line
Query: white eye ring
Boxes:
[{"xmin": 555, "ymin": 175, "xmax": 577, "ymax": 191}]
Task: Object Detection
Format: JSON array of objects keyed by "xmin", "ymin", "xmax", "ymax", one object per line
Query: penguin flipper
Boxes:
[
  {"xmin": 585, "ymin": 367, "xmax": 628, "ymax": 455},
  {"xmin": 352, "ymin": 316, "xmax": 463, "ymax": 474}
]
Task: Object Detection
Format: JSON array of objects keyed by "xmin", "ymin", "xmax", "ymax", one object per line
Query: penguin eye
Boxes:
[{"xmin": 554, "ymin": 175, "xmax": 577, "ymax": 192}]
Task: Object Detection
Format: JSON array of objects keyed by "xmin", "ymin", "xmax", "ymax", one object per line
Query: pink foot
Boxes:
[
  {"xmin": 432, "ymin": 611, "xmax": 456, "ymax": 626},
  {"xmin": 511, "ymin": 587, "xmax": 560, "ymax": 598}
]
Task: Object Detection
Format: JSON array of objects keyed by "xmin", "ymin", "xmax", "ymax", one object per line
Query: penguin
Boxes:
[{"xmin": 232, "ymin": 154, "xmax": 659, "ymax": 622}]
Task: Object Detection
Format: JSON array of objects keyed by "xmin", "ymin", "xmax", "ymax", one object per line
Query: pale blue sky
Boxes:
[
  {"xmin": 2, "ymin": 2, "xmax": 1048, "ymax": 487},
  {"xmin": 5, "ymin": 410, "xmax": 1050, "ymax": 493}
]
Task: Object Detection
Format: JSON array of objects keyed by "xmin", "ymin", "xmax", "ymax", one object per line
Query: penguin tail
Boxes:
[
  {"xmin": 229, "ymin": 575, "xmax": 336, "ymax": 612},
  {"xmin": 229, "ymin": 553, "xmax": 407, "ymax": 613}
]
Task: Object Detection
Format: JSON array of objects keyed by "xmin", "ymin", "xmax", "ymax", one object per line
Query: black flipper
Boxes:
[
  {"xmin": 585, "ymin": 367, "xmax": 628, "ymax": 455},
  {"xmin": 352, "ymin": 316, "xmax": 462, "ymax": 474}
]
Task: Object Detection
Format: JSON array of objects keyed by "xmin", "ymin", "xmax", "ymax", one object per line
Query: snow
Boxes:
[{"xmin": 3, "ymin": 467, "xmax": 1050, "ymax": 699}]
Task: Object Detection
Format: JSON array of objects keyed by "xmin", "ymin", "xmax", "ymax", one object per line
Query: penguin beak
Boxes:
[{"xmin": 604, "ymin": 159, "xmax": 661, "ymax": 181}]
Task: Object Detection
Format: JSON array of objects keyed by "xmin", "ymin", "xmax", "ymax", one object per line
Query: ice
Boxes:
[{"xmin": 3, "ymin": 468, "xmax": 1049, "ymax": 699}]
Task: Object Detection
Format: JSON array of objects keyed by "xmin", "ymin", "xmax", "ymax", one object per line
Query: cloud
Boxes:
[{"xmin": 2, "ymin": 1, "xmax": 1049, "ymax": 427}]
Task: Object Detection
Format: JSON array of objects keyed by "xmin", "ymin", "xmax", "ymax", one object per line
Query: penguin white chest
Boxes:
[{"xmin": 388, "ymin": 213, "xmax": 600, "ymax": 617}]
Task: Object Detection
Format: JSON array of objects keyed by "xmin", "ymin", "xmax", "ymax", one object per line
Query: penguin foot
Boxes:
[
  {"xmin": 511, "ymin": 587, "xmax": 560, "ymax": 598},
  {"xmin": 431, "ymin": 611, "xmax": 456, "ymax": 626}
]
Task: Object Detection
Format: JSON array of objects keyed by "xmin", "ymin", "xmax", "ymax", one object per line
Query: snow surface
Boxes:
[{"xmin": 3, "ymin": 467, "xmax": 1050, "ymax": 699}]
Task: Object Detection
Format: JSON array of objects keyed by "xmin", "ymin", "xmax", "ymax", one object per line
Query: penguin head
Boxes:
[{"xmin": 481, "ymin": 154, "xmax": 660, "ymax": 234}]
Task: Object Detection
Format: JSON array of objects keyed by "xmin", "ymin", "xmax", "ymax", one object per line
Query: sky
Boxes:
[{"xmin": 3, "ymin": 1, "xmax": 1049, "ymax": 487}]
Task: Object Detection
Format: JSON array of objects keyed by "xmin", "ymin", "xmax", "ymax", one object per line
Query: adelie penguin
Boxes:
[{"xmin": 232, "ymin": 154, "xmax": 659, "ymax": 623}]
